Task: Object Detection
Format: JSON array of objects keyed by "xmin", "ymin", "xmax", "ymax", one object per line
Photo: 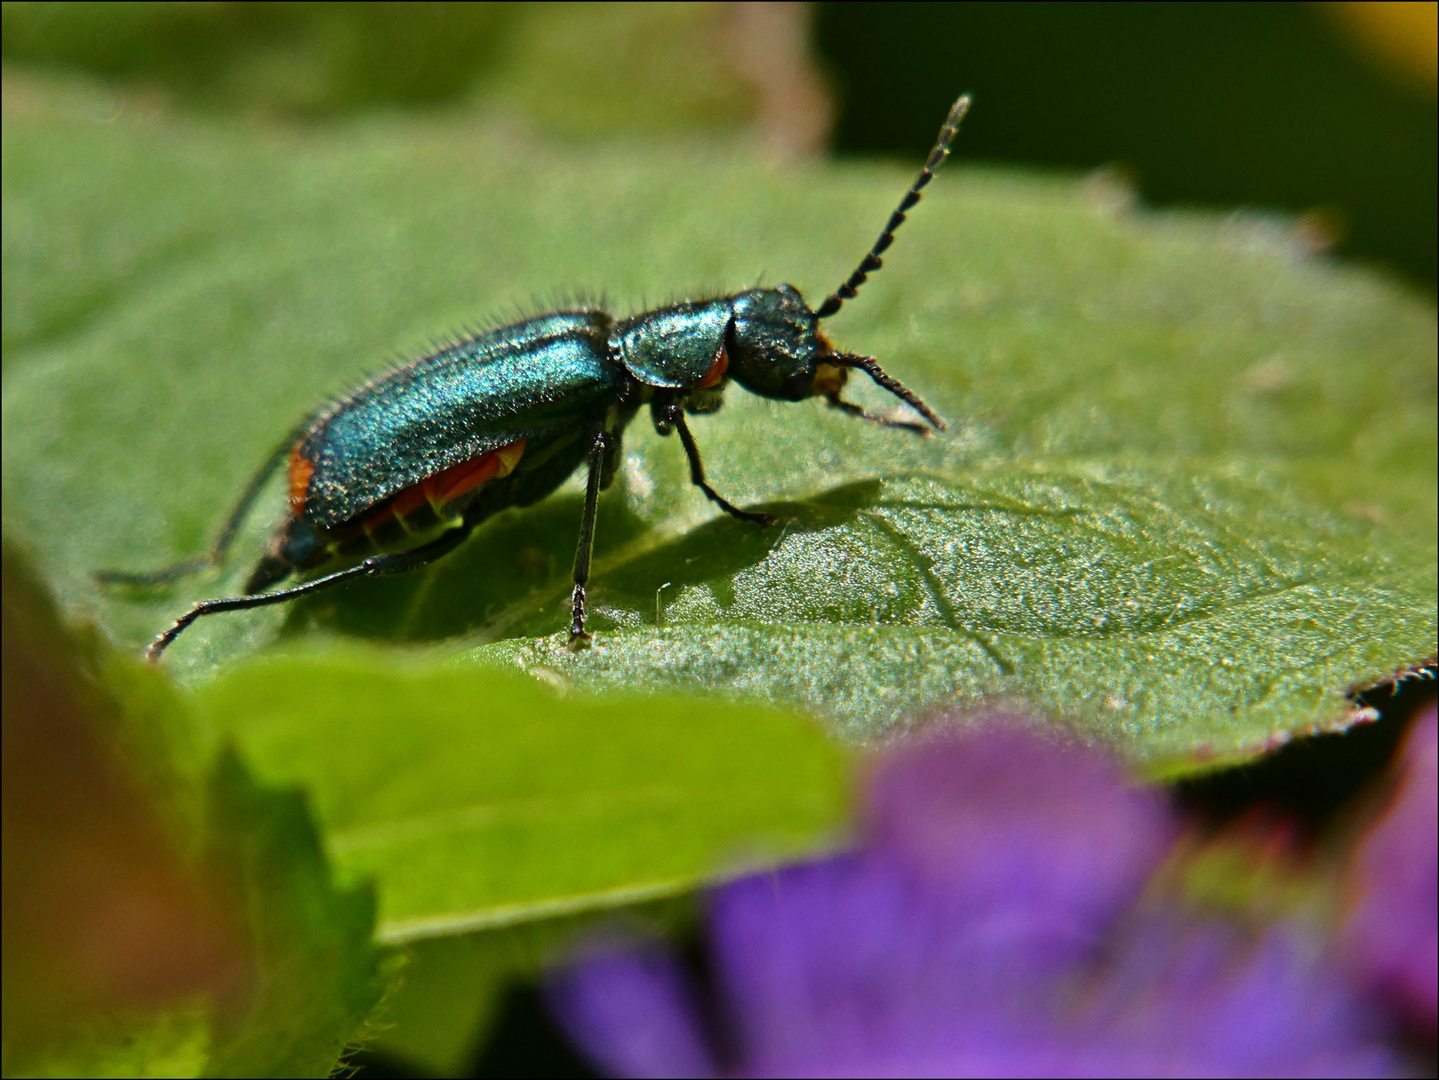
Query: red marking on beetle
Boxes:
[
  {"xmin": 360, "ymin": 506, "xmax": 396, "ymax": 531},
  {"xmin": 697, "ymin": 346, "xmax": 728, "ymax": 389},
  {"xmin": 288, "ymin": 449, "xmax": 314, "ymax": 515},
  {"xmin": 355, "ymin": 485, "xmax": 422, "ymax": 534},
  {"xmin": 389, "ymin": 484, "xmax": 430, "ymax": 521},
  {"xmin": 354, "ymin": 440, "xmax": 529, "ymax": 536},
  {"xmin": 424, "ymin": 439, "xmax": 526, "ymax": 508}
]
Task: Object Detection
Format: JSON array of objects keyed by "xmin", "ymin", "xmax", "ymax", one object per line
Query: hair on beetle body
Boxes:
[{"xmin": 97, "ymin": 96, "xmax": 973, "ymax": 662}]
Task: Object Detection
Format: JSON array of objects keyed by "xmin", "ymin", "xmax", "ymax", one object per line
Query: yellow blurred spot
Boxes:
[{"xmin": 1327, "ymin": 1, "xmax": 1438, "ymax": 92}]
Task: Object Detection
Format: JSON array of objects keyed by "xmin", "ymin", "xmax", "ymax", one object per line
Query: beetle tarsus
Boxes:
[
  {"xmin": 568, "ymin": 584, "xmax": 594, "ymax": 648},
  {"xmin": 696, "ymin": 480, "xmax": 776, "ymax": 527},
  {"xmin": 146, "ymin": 608, "xmax": 201, "ymax": 663}
]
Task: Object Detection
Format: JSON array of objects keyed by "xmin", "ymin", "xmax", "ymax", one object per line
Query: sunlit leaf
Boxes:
[
  {"xmin": 3, "ymin": 72, "xmax": 1433, "ymax": 774},
  {"xmin": 190, "ymin": 655, "xmax": 850, "ymax": 941}
]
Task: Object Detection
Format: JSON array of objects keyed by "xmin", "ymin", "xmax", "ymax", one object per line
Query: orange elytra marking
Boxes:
[
  {"xmin": 288, "ymin": 448, "xmax": 314, "ymax": 515},
  {"xmin": 363, "ymin": 506, "xmax": 395, "ymax": 530},
  {"xmin": 697, "ymin": 346, "xmax": 728, "ymax": 388},
  {"xmin": 362, "ymin": 439, "xmax": 528, "ymax": 535},
  {"xmin": 356, "ymin": 503, "xmax": 397, "ymax": 537},
  {"xmin": 424, "ymin": 438, "xmax": 527, "ymax": 509},
  {"xmin": 390, "ymin": 484, "xmax": 430, "ymax": 520}
]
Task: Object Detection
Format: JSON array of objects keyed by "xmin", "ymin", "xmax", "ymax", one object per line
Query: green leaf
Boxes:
[
  {"xmin": 1, "ymin": 541, "xmax": 384, "ymax": 1078},
  {"xmin": 477, "ymin": 462, "xmax": 1435, "ymax": 771},
  {"xmin": 373, "ymin": 932, "xmax": 513, "ymax": 1077},
  {"xmin": 3, "ymin": 73, "xmax": 1434, "ymax": 773},
  {"xmin": 188, "ymin": 654, "xmax": 850, "ymax": 941},
  {"xmin": 200, "ymin": 748, "xmax": 386, "ymax": 1078}
]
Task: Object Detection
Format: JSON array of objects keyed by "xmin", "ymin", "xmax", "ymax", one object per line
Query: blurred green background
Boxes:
[{"xmin": 4, "ymin": 1, "xmax": 1435, "ymax": 286}]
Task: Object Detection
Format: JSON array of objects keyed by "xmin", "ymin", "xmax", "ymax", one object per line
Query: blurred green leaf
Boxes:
[
  {"xmin": 189, "ymin": 655, "xmax": 850, "ymax": 941},
  {"xmin": 1, "ymin": 541, "xmax": 383, "ymax": 1078},
  {"xmin": 2, "ymin": 72, "xmax": 1434, "ymax": 774},
  {"xmin": 374, "ymin": 931, "xmax": 513, "ymax": 1077},
  {"xmin": 186, "ymin": 650, "xmax": 846, "ymax": 1071},
  {"xmin": 0, "ymin": 2, "xmax": 762, "ymax": 133},
  {"xmin": 200, "ymin": 747, "xmax": 385, "ymax": 1078}
]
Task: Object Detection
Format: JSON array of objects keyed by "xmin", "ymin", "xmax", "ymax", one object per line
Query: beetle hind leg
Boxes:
[
  {"xmin": 94, "ymin": 556, "xmax": 218, "ymax": 588},
  {"xmin": 95, "ymin": 422, "xmax": 307, "ymax": 590},
  {"xmin": 146, "ymin": 520, "xmax": 477, "ymax": 663}
]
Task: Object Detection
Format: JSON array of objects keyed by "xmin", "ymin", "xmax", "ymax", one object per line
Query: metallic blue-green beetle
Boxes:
[{"xmin": 101, "ymin": 97, "xmax": 970, "ymax": 661}]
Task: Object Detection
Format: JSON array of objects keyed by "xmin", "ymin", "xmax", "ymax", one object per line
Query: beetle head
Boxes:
[
  {"xmin": 727, "ymin": 285, "xmax": 836, "ymax": 401},
  {"xmin": 722, "ymin": 96, "xmax": 971, "ymax": 430},
  {"xmin": 727, "ymin": 285, "xmax": 944, "ymax": 431}
]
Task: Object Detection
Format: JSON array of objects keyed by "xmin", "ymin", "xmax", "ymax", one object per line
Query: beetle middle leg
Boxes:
[
  {"xmin": 145, "ymin": 519, "xmax": 477, "ymax": 663},
  {"xmin": 654, "ymin": 401, "xmax": 775, "ymax": 527},
  {"xmin": 568, "ymin": 427, "xmax": 613, "ymax": 648}
]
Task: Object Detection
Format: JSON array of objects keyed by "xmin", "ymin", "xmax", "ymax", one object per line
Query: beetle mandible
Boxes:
[{"xmin": 100, "ymin": 96, "xmax": 972, "ymax": 662}]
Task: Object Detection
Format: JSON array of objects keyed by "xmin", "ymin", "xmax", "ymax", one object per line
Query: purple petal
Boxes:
[
  {"xmin": 544, "ymin": 936, "xmax": 717, "ymax": 1078},
  {"xmin": 1341, "ymin": 702, "xmax": 1438, "ymax": 1035},
  {"xmin": 712, "ymin": 881, "xmax": 1394, "ymax": 1077},
  {"xmin": 864, "ymin": 719, "xmax": 1178, "ymax": 935},
  {"xmin": 1060, "ymin": 916, "xmax": 1395, "ymax": 1077},
  {"xmin": 707, "ymin": 721, "xmax": 1178, "ymax": 1075},
  {"xmin": 711, "ymin": 850, "xmax": 1086, "ymax": 1077}
]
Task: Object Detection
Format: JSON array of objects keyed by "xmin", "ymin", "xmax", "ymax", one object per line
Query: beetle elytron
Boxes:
[{"xmin": 100, "ymin": 97, "xmax": 972, "ymax": 661}]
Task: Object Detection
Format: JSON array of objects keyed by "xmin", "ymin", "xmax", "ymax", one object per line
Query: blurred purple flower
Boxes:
[
  {"xmin": 1341, "ymin": 702, "xmax": 1438, "ymax": 1037},
  {"xmin": 548, "ymin": 719, "xmax": 1394, "ymax": 1077}
]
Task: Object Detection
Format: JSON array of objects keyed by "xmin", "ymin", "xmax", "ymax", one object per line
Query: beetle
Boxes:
[{"xmin": 99, "ymin": 96, "xmax": 971, "ymax": 662}]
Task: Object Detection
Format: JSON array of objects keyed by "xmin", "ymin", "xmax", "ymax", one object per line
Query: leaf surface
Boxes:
[{"xmin": 3, "ymin": 75, "xmax": 1434, "ymax": 772}]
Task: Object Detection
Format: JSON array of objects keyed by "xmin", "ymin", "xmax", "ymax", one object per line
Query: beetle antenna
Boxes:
[
  {"xmin": 815, "ymin": 95, "xmax": 971, "ymax": 321},
  {"xmin": 831, "ymin": 352, "xmax": 946, "ymax": 431},
  {"xmin": 93, "ymin": 423, "xmax": 302, "ymax": 588}
]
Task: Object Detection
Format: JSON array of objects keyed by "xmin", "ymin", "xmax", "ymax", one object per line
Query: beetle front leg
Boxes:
[
  {"xmin": 656, "ymin": 403, "xmax": 776, "ymax": 527},
  {"xmin": 569, "ymin": 428, "xmax": 610, "ymax": 648},
  {"xmin": 824, "ymin": 392, "xmax": 930, "ymax": 435}
]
